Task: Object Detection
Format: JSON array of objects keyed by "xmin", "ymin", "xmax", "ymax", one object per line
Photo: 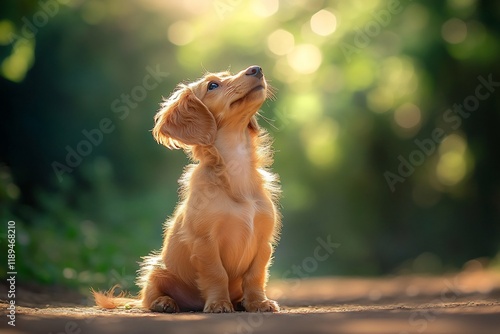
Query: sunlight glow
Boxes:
[
  {"xmin": 181, "ymin": 0, "xmax": 212, "ymax": 15},
  {"xmin": 272, "ymin": 58, "xmax": 300, "ymax": 83},
  {"xmin": 287, "ymin": 44, "xmax": 322, "ymax": 74},
  {"xmin": 437, "ymin": 152, "xmax": 467, "ymax": 186},
  {"xmin": 168, "ymin": 21, "xmax": 194, "ymax": 46},
  {"xmin": 310, "ymin": 9, "xmax": 337, "ymax": 36},
  {"xmin": 267, "ymin": 29, "xmax": 295, "ymax": 56},
  {"xmin": 251, "ymin": 0, "xmax": 279, "ymax": 17}
]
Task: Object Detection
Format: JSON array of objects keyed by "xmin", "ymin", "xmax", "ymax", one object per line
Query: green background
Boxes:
[{"xmin": 1, "ymin": 0, "xmax": 499, "ymax": 293}]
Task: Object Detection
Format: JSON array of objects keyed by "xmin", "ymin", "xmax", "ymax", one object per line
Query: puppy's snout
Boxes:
[{"xmin": 245, "ymin": 66, "xmax": 263, "ymax": 79}]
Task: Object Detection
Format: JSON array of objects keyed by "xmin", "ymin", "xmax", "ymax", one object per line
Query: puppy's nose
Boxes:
[{"xmin": 245, "ymin": 66, "xmax": 263, "ymax": 79}]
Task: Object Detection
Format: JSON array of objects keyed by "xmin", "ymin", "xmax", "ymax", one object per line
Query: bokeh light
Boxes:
[
  {"xmin": 436, "ymin": 134, "xmax": 469, "ymax": 186},
  {"xmin": 442, "ymin": 18, "xmax": 467, "ymax": 44},
  {"xmin": 0, "ymin": 20, "xmax": 14, "ymax": 45},
  {"xmin": 1, "ymin": 40, "xmax": 34, "ymax": 82},
  {"xmin": 310, "ymin": 9, "xmax": 337, "ymax": 36},
  {"xmin": 168, "ymin": 21, "xmax": 194, "ymax": 46},
  {"xmin": 367, "ymin": 87, "xmax": 394, "ymax": 113},
  {"xmin": 267, "ymin": 29, "xmax": 295, "ymax": 56},
  {"xmin": 344, "ymin": 58, "xmax": 375, "ymax": 91},
  {"xmin": 287, "ymin": 44, "xmax": 322, "ymax": 74},
  {"xmin": 447, "ymin": 0, "xmax": 477, "ymax": 11},
  {"xmin": 394, "ymin": 103, "xmax": 421, "ymax": 129},
  {"xmin": 251, "ymin": 0, "xmax": 279, "ymax": 17}
]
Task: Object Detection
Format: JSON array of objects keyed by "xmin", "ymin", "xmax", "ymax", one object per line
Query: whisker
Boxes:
[
  {"xmin": 256, "ymin": 112, "xmax": 279, "ymax": 131},
  {"xmin": 266, "ymin": 84, "xmax": 278, "ymax": 101}
]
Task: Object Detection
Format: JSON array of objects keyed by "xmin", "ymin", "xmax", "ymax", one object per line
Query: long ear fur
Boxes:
[{"xmin": 153, "ymin": 86, "xmax": 217, "ymax": 149}]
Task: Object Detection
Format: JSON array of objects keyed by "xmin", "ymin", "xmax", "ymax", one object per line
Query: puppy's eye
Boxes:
[{"xmin": 207, "ymin": 82, "xmax": 219, "ymax": 91}]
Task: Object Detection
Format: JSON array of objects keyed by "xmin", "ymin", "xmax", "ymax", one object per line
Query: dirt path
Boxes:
[{"xmin": 1, "ymin": 268, "xmax": 500, "ymax": 334}]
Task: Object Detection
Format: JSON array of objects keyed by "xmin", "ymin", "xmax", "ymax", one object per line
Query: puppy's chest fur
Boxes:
[{"xmin": 215, "ymin": 132, "xmax": 259, "ymax": 197}]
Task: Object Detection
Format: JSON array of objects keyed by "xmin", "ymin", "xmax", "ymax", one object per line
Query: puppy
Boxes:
[{"xmin": 94, "ymin": 66, "xmax": 281, "ymax": 313}]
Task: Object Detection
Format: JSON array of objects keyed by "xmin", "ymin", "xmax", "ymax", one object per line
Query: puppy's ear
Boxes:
[{"xmin": 153, "ymin": 87, "xmax": 216, "ymax": 149}]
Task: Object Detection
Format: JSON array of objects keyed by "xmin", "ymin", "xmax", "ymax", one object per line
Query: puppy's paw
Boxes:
[
  {"xmin": 150, "ymin": 296, "xmax": 179, "ymax": 313},
  {"xmin": 204, "ymin": 300, "xmax": 234, "ymax": 313},
  {"xmin": 242, "ymin": 299, "xmax": 280, "ymax": 312}
]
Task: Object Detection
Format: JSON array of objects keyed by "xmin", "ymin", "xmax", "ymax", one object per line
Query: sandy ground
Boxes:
[{"xmin": 1, "ymin": 267, "xmax": 500, "ymax": 334}]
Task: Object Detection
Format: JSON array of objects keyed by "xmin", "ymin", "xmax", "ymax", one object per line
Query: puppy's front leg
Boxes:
[
  {"xmin": 191, "ymin": 239, "xmax": 234, "ymax": 313},
  {"xmin": 242, "ymin": 241, "xmax": 280, "ymax": 312}
]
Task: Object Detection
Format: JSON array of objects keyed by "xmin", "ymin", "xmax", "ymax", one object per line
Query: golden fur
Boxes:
[{"xmin": 93, "ymin": 66, "xmax": 281, "ymax": 313}]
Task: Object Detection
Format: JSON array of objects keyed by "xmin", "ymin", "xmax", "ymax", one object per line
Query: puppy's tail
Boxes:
[{"xmin": 92, "ymin": 286, "xmax": 142, "ymax": 309}]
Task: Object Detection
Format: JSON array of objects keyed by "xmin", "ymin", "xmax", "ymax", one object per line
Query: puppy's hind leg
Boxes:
[{"xmin": 139, "ymin": 258, "xmax": 180, "ymax": 313}]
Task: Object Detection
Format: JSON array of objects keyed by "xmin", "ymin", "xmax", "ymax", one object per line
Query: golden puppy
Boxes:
[{"xmin": 94, "ymin": 66, "xmax": 281, "ymax": 313}]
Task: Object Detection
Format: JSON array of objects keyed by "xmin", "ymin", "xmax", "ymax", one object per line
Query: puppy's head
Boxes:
[{"xmin": 153, "ymin": 66, "xmax": 269, "ymax": 149}]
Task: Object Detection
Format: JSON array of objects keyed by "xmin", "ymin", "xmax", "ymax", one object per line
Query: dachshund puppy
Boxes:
[{"xmin": 94, "ymin": 66, "xmax": 281, "ymax": 313}]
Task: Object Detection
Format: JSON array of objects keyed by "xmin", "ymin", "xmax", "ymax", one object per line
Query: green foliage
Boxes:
[{"xmin": 0, "ymin": 0, "xmax": 499, "ymax": 290}]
